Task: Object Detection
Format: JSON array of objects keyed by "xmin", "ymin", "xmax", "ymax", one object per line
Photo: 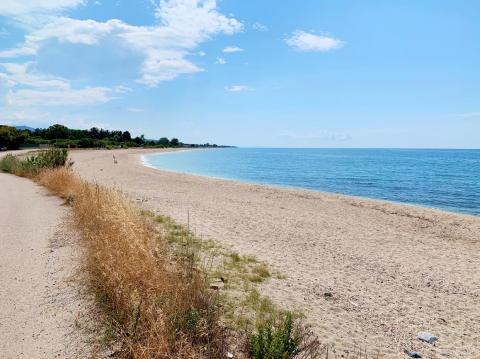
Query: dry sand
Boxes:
[
  {"xmin": 70, "ymin": 148, "xmax": 480, "ymax": 359},
  {"xmin": 0, "ymin": 171, "xmax": 92, "ymax": 358}
]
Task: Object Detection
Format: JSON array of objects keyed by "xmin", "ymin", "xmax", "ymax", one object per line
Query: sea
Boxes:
[{"xmin": 143, "ymin": 148, "xmax": 480, "ymax": 216}]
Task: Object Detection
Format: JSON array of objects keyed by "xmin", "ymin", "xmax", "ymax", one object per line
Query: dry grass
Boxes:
[{"xmin": 37, "ymin": 168, "xmax": 227, "ymax": 358}]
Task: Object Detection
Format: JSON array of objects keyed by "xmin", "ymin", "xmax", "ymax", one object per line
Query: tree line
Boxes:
[{"xmin": 0, "ymin": 124, "xmax": 182, "ymax": 150}]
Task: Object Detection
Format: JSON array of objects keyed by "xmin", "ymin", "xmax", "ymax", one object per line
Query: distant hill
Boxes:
[{"xmin": 15, "ymin": 125, "xmax": 36, "ymax": 131}]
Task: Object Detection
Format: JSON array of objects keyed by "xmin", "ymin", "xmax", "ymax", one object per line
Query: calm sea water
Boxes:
[{"xmin": 144, "ymin": 148, "xmax": 480, "ymax": 216}]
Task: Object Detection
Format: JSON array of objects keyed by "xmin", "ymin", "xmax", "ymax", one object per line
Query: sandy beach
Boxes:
[{"xmin": 70, "ymin": 148, "xmax": 480, "ymax": 358}]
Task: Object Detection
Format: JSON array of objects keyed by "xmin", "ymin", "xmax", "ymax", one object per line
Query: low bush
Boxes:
[
  {"xmin": 0, "ymin": 148, "xmax": 70, "ymax": 176},
  {"xmin": 249, "ymin": 312, "xmax": 302, "ymax": 359},
  {"xmin": 0, "ymin": 154, "xmax": 22, "ymax": 173}
]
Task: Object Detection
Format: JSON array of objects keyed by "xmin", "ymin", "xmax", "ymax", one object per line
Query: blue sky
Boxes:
[{"xmin": 0, "ymin": 0, "xmax": 479, "ymax": 148}]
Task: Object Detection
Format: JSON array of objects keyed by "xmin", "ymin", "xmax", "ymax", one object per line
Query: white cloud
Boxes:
[
  {"xmin": 0, "ymin": 46, "xmax": 38, "ymax": 58},
  {"xmin": 252, "ymin": 22, "xmax": 268, "ymax": 32},
  {"xmin": 6, "ymin": 87, "xmax": 113, "ymax": 106},
  {"xmin": 223, "ymin": 46, "xmax": 243, "ymax": 53},
  {"xmin": 285, "ymin": 30, "xmax": 345, "ymax": 52},
  {"xmin": 0, "ymin": 0, "xmax": 243, "ymax": 86},
  {"xmin": 114, "ymin": 85, "xmax": 132, "ymax": 93},
  {"xmin": 224, "ymin": 85, "xmax": 249, "ymax": 92},
  {"xmin": 0, "ymin": 62, "xmax": 70, "ymax": 89},
  {"xmin": 2, "ymin": 109, "xmax": 50, "ymax": 123},
  {"xmin": 0, "ymin": 61, "xmax": 116, "ymax": 107},
  {"xmin": 0, "ymin": 0, "xmax": 84, "ymax": 17},
  {"xmin": 197, "ymin": 51, "xmax": 206, "ymax": 56},
  {"xmin": 215, "ymin": 57, "xmax": 226, "ymax": 65}
]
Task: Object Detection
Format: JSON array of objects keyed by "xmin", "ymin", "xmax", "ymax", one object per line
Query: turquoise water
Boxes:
[{"xmin": 144, "ymin": 148, "xmax": 480, "ymax": 216}]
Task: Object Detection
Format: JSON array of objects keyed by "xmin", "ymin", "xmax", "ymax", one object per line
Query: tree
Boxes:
[
  {"xmin": 170, "ymin": 138, "xmax": 179, "ymax": 147},
  {"xmin": 158, "ymin": 137, "xmax": 169, "ymax": 147},
  {"xmin": 89, "ymin": 127, "xmax": 100, "ymax": 139},
  {"xmin": 111, "ymin": 130, "xmax": 123, "ymax": 142},
  {"xmin": 133, "ymin": 135, "xmax": 145, "ymax": 145},
  {"xmin": 0, "ymin": 126, "xmax": 28, "ymax": 150},
  {"xmin": 121, "ymin": 131, "xmax": 131, "ymax": 142},
  {"xmin": 45, "ymin": 124, "xmax": 69, "ymax": 140}
]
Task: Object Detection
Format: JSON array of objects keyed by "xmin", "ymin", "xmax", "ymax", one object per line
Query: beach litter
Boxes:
[{"xmin": 417, "ymin": 332, "xmax": 438, "ymax": 344}]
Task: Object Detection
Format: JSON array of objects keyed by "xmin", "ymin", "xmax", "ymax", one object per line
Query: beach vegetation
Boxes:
[
  {"xmin": 37, "ymin": 167, "xmax": 227, "ymax": 358},
  {"xmin": 249, "ymin": 312, "xmax": 301, "ymax": 359},
  {"xmin": 0, "ymin": 148, "xmax": 70, "ymax": 176},
  {"xmin": 0, "ymin": 154, "xmax": 21, "ymax": 173}
]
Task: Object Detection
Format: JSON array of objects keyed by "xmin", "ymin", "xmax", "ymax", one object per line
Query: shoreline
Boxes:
[
  {"xmin": 70, "ymin": 148, "xmax": 480, "ymax": 358},
  {"xmin": 140, "ymin": 149, "xmax": 479, "ymax": 220}
]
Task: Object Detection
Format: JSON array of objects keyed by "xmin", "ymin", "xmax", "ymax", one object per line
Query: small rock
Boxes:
[
  {"xmin": 226, "ymin": 352, "xmax": 234, "ymax": 358},
  {"xmin": 323, "ymin": 292, "xmax": 332, "ymax": 298},
  {"xmin": 404, "ymin": 350, "xmax": 422, "ymax": 358},
  {"xmin": 417, "ymin": 332, "xmax": 438, "ymax": 344}
]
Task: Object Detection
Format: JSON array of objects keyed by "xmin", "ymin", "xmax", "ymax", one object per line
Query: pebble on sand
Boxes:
[
  {"xmin": 405, "ymin": 350, "xmax": 422, "ymax": 358},
  {"xmin": 417, "ymin": 332, "xmax": 438, "ymax": 344}
]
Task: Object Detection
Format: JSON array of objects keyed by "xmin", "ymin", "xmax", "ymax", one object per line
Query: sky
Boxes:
[{"xmin": 0, "ymin": 0, "xmax": 479, "ymax": 148}]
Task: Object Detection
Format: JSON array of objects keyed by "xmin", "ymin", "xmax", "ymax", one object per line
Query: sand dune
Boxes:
[{"xmin": 71, "ymin": 148, "xmax": 480, "ymax": 358}]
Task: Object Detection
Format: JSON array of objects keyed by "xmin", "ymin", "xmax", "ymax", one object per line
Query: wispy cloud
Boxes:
[
  {"xmin": 224, "ymin": 85, "xmax": 250, "ymax": 92},
  {"xmin": 2, "ymin": 109, "xmax": 50, "ymax": 123},
  {"xmin": 0, "ymin": 0, "xmax": 83, "ymax": 18},
  {"xmin": 127, "ymin": 107, "xmax": 145, "ymax": 113},
  {"xmin": 223, "ymin": 46, "xmax": 244, "ymax": 53},
  {"xmin": 252, "ymin": 22, "xmax": 268, "ymax": 32},
  {"xmin": 215, "ymin": 57, "xmax": 226, "ymax": 65},
  {"xmin": 285, "ymin": 30, "xmax": 345, "ymax": 52},
  {"xmin": 7, "ymin": 87, "xmax": 113, "ymax": 106},
  {"xmin": 0, "ymin": 62, "xmax": 116, "ymax": 107}
]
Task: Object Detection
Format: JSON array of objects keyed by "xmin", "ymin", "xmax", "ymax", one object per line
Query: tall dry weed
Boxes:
[{"xmin": 38, "ymin": 168, "xmax": 226, "ymax": 358}]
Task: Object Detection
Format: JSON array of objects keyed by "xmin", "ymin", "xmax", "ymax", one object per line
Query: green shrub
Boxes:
[
  {"xmin": 249, "ymin": 312, "xmax": 302, "ymax": 359},
  {"xmin": 0, "ymin": 148, "xmax": 70, "ymax": 175},
  {"xmin": 24, "ymin": 148, "xmax": 69, "ymax": 170},
  {"xmin": 0, "ymin": 154, "xmax": 22, "ymax": 173}
]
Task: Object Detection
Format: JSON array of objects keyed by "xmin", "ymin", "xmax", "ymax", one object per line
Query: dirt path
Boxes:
[{"xmin": 0, "ymin": 173, "xmax": 90, "ymax": 358}]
